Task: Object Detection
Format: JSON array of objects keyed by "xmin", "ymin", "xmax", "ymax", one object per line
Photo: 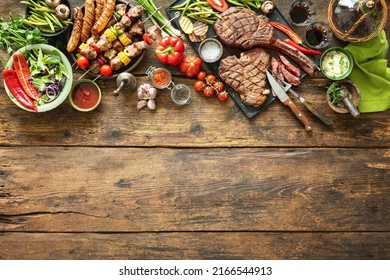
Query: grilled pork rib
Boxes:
[
  {"xmin": 218, "ymin": 48, "xmax": 270, "ymax": 107},
  {"xmin": 214, "ymin": 7, "xmax": 319, "ymax": 77}
]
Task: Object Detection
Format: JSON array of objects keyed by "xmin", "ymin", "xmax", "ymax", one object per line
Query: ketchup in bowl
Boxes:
[{"xmin": 69, "ymin": 80, "xmax": 101, "ymax": 112}]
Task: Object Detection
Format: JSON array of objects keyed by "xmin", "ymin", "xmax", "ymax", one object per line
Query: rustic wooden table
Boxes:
[{"xmin": 0, "ymin": 0, "xmax": 389, "ymax": 259}]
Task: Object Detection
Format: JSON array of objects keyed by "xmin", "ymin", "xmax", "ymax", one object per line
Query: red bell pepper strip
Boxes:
[
  {"xmin": 13, "ymin": 53, "xmax": 40, "ymax": 102},
  {"xmin": 270, "ymin": 21, "xmax": 304, "ymax": 46},
  {"xmin": 155, "ymin": 36, "xmax": 185, "ymax": 66},
  {"xmin": 284, "ymin": 39, "xmax": 322, "ymax": 56},
  {"xmin": 2, "ymin": 69, "xmax": 38, "ymax": 112}
]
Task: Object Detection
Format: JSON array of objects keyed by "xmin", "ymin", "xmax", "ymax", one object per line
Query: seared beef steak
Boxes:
[
  {"xmin": 219, "ymin": 48, "xmax": 270, "ymax": 107},
  {"xmin": 214, "ymin": 7, "xmax": 319, "ymax": 77},
  {"xmin": 214, "ymin": 7, "xmax": 274, "ymax": 49}
]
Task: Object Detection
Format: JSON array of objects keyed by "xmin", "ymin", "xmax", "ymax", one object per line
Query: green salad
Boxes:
[{"xmin": 24, "ymin": 48, "xmax": 69, "ymax": 104}]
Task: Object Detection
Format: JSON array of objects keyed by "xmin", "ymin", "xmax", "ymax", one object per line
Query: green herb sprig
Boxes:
[
  {"xmin": 327, "ymin": 82, "xmax": 343, "ymax": 104},
  {"xmin": 0, "ymin": 13, "xmax": 47, "ymax": 66}
]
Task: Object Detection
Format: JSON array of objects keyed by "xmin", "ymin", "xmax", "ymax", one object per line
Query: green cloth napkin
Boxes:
[{"xmin": 345, "ymin": 30, "xmax": 390, "ymax": 113}]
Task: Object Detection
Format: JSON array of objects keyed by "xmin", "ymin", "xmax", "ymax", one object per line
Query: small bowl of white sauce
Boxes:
[
  {"xmin": 198, "ymin": 38, "xmax": 223, "ymax": 63},
  {"xmin": 320, "ymin": 47, "xmax": 353, "ymax": 81}
]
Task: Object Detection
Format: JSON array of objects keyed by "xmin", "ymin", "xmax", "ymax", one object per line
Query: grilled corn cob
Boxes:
[
  {"xmin": 118, "ymin": 33, "xmax": 132, "ymax": 46},
  {"xmin": 104, "ymin": 28, "xmax": 117, "ymax": 42},
  {"xmin": 118, "ymin": 51, "xmax": 131, "ymax": 66}
]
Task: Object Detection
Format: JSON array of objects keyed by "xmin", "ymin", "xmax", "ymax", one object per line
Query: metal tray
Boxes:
[{"xmin": 166, "ymin": 1, "xmax": 306, "ymax": 118}]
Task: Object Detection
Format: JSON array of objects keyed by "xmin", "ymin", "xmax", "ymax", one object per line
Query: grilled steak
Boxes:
[
  {"xmin": 214, "ymin": 7, "xmax": 319, "ymax": 77},
  {"xmin": 279, "ymin": 55, "xmax": 301, "ymax": 77},
  {"xmin": 218, "ymin": 48, "xmax": 270, "ymax": 107}
]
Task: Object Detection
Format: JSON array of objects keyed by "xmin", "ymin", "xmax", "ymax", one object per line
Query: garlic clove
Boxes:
[
  {"xmin": 147, "ymin": 99, "xmax": 156, "ymax": 110},
  {"xmin": 148, "ymin": 87, "xmax": 157, "ymax": 99},
  {"xmin": 137, "ymin": 100, "xmax": 147, "ymax": 110}
]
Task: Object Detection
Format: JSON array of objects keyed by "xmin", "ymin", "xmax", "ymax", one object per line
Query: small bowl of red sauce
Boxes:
[
  {"xmin": 69, "ymin": 79, "xmax": 102, "ymax": 112},
  {"xmin": 146, "ymin": 67, "xmax": 173, "ymax": 89}
]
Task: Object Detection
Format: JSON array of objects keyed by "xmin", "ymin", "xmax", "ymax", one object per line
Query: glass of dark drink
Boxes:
[
  {"xmin": 289, "ymin": 0, "xmax": 316, "ymax": 27},
  {"xmin": 305, "ymin": 21, "xmax": 333, "ymax": 49}
]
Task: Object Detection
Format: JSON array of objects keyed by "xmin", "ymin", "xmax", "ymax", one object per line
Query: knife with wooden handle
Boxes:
[
  {"xmin": 266, "ymin": 70, "xmax": 312, "ymax": 131},
  {"xmin": 288, "ymin": 88, "xmax": 333, "ymax": 126}
]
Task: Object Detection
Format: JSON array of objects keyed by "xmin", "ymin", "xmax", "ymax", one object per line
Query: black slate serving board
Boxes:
[{"xmin": 166, "ymin": 1, "xmax": 306, "ymax": 118}]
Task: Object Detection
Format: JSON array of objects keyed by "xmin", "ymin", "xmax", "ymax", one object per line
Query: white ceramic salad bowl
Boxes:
[{"xmin": 4, "ymin": 44, "xmax": 73, "ymax": 112}]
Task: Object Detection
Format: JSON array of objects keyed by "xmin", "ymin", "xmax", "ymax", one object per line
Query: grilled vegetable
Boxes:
[
  {"xmin": 118, "ymin": 51, "xmax": 131, "ymax": 66},
  {"xmin": 118, "ymin": 33, "xmax": 132, "ymax": 46},
  {"xmin": 13, "ymin": 53, "xmax": 39, "ymax": 102},
  {"xmin": 2, "ymin": 69, "xmax": 38, "ymax": 112},
  {"xmin": 193, "ymin": 21, "xmax": 208, "ymax": 36},
  {"xmin": 189, "ymin": 32, "xmax": 206, "ymax": 42},
  {"xmin": 179, "ymin": 16, "xmax": 194, "ymax": 34}
]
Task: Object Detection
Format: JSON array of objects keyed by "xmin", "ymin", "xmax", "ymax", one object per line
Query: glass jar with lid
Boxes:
[{"xmin": 328, "ymin": 0, "xmax": 387, "ymax": 42}]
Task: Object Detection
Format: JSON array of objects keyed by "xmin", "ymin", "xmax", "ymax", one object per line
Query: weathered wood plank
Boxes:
[
  {"xmin": 0, "ymin": 1, "xmax": 389, "ymax": 148},
  {"xmin": 1, "ymin": 147, "xmax": 389, "ymax": 232},
  {"xmin": 1, "ymin": 232, "xmax": 389, "ymax": 259},
  {"xmin": 0, "ymin": 76, "xmax": 389, "ymax": 147}
]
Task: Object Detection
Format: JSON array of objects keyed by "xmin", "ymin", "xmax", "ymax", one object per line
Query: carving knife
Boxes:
[
  {"xmin": 266, "ymin": 70, "xmax": 312, "ymax": 131},
  {"xmin": 271, "ymin": 72, "xmax": 333, "ymax": 126}
]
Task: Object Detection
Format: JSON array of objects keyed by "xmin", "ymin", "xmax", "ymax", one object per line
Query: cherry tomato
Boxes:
[
  {"xmin": 100, "ymin": 64, "xmax": 113, "ymax": 76},
  {"xmin": 194, "ymin": 81, "xmax": 205, "ymax": 93},
  {"xmin": 213, "ymin": 81, "xmax": 224, "ymax": 92},
  {"xmin": 217, "ymin": 90, "xmax": 229, "ymax": 102},
  {"xmin": 197, "ymin": 71, "xmax": 207, "ymax": 81},
  {"xmin": 203, "ymin": 86, "xmax": 215, "ymax": 97},
  {"xmin": 76, "ymin": 55, "xmax": 90, "ymax": 69},
  {"xmin": 207, "ymin": 0, "xmax": 228, "ymax": 12},
  {"xmin": 205, "ymin": 74, "xmax": 217, "ymax": 85}
]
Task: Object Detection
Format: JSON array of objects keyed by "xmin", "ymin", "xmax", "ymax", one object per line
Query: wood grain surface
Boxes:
[{"xmin": 0, "ymin": 0, "xmax": 389, "ymax": 260}]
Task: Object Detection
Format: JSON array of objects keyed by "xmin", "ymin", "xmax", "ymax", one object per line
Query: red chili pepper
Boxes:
[
  {"xmin": 270, "ymin": 21, "xmax": 304, "ymax": 45},
  {"xmin": 13, "ymin": 53, "xmax": 40, "ymax": 102},
  {"xmin": 155, "ymin": 36, "xmax": 185, "ymax": 66},
  {"xmin": 284, "ymin": 39, "xmax": 322, "ymax": 56},
  {"xmin": 2, "ymin": 69, "xmax": 38, "ymax": 112}
]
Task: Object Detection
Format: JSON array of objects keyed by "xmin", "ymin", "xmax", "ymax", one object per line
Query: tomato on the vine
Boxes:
[
  {"xmin": 76, "ymin": 55, "xmax": 90, "ymax": 69},
  {"xmin": 217, "ymin": 90, "xmax": 229, "ymax": 102},
  {"xmin": 197, "ymin": 71, "xmax": 207, "ymax": 81},
  {"xmin": 213, "ymin": 81, "xmax": 224, "ymax": 92},
  {"xmin": 205, "ymin": 74, "xmax": 217, "ymax": 85},
  {"xmin": 100, "ymin": 64, "xmax": 113, "ymax": 76},
  {"xmin": 194, "ymin": 81, "xmax": 205, "ymax": 93},
  {"xmin": 203, "ymin": 86, "xmax": 215, "ymax": 97}
]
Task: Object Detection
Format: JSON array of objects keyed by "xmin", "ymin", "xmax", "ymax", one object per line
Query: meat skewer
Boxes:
[{"xmin": 214, "ymin": 7, "xmax": 319, "ymax": 77}]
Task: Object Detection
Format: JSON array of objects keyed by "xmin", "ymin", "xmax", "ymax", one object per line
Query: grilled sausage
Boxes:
[
  {"xmin": 95, "ymin": 0, "xmax": 105, "ymax": 23},
  {"xmin": 91, "ymin": 0, "xmax": 115, "ymax": 36},
  {"xmin": 67, "ymin": 7, "xmax": 83, "ymax": 53},
  {"xmin": 80, "ymin": 0, "xmax": 95, "ymax": 43}
]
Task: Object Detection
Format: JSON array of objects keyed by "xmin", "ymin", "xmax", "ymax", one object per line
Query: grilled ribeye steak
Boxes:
[
  {"xmin": 219, "ymin": 48, "xmax": 270, "ymax": 107},
  {"xmin": 214, "ymin": 7, "xmax": 319, "ymax": 77}
]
